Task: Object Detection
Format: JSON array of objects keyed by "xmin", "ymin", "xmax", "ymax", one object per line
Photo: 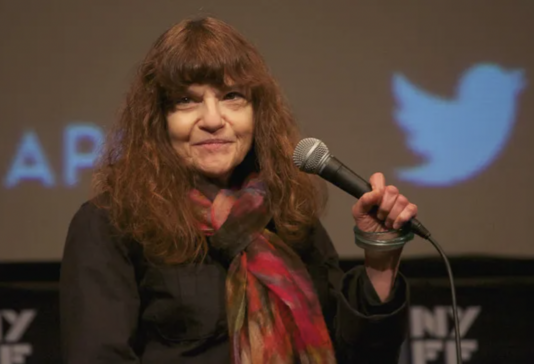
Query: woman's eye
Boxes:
[
  {"xmin": 224, "ymin": 92, "xmax": 244, "ymax": 100},
  {"xmin": 176, "ymin": 96, "xmax": 192, "ymax": 104}
]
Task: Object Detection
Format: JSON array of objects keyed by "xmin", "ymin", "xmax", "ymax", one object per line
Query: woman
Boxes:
[{"xmin": 60, "ymin": 16, "xmax": 417, "ymax": 364}]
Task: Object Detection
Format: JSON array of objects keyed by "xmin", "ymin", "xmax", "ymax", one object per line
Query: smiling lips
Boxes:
[{"xmin": 193, "ymin": 139, "xmax": 233, "ymax": 151}]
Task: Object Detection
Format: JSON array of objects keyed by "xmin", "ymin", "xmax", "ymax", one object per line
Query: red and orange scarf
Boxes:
[{"xmin": 190, "ymin": 175, "xmax": 336, "ymax": 364}]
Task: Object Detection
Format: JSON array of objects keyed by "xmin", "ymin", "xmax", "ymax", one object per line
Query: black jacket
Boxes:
[{"xmin": 59, "ymin": 201, "xmax": 409, "ymax": 364}]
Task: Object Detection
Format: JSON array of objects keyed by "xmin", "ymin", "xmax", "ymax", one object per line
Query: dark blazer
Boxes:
[{"xmin": 59, "ymin": 201, "xmax": 409, "ymax": 364}]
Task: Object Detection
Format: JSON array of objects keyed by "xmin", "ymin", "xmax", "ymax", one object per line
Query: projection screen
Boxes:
[{"xmin": 1, "ymin": 0, "xmax": 532, "ymax": 262}]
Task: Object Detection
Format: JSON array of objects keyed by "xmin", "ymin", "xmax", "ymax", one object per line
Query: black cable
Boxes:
[{"xmin": 426, "ymin": 235, "xmax": 462, "ymax": 364}]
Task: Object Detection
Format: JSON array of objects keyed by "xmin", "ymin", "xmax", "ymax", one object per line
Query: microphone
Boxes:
[{"xmin": 292, "ymin": 137, "xmax": 431, "ymax": 239}]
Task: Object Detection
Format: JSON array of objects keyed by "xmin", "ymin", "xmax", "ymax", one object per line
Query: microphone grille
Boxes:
[{"xmin": 293, "ymin": 137, "xmax": 330, "ymax": 174}]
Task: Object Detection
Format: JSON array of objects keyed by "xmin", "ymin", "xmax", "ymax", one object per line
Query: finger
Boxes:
[
  {"xmin": 376, "ymin": 185, "xmax": 399, "ymax": 221},
  {"xmin": 369, "ymin": 172, "xmax": 386, "ymax": 191},
  {"xmin": 353, "ymin": 189, "xmax": 382, "ymax": 215},
  {"xmin": 393, "ymin": 203, "xmax": 418, "ymax": 229},
  {"xmin": 385, "ymin": 194, "xmax": 409, "ymax": 228}
]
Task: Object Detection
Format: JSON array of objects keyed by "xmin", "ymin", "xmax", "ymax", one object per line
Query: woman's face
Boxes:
[{"xmin": 166, "ymin": 83, "xmax": 254, "ymax": 185}]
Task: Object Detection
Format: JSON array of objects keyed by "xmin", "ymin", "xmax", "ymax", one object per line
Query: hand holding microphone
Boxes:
[
  {"xmin": 351, "ymin": 171, "xmax": 418, "ymax": 237},
  {"xmin": 292, "ymin": 137, "xmax": 427, "ymax": 302},
  {"xmin": 292, "ymin": 137, "xmax": 431, "ymax": 241}
]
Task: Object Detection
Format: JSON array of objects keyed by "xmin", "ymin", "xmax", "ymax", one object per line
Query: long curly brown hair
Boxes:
[{"xmin": 91, "ymin": 16, "xmax": 327, "ymax": 264}]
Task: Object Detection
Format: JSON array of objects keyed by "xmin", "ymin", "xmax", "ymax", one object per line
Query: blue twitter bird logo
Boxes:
[{"xmin": 392, "ymin": 63, "xmax": 526, "ymax": 187}]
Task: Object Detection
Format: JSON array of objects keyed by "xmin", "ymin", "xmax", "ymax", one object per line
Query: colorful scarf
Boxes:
[{"xmin": 190, "ymin": 175, "xmax": 336, "ymax": 364}]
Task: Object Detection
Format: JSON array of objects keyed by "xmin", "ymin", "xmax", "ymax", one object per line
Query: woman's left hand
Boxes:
[
  {"xmin": 351, "ymin": 172, "xmax": 418, "ymax": 234},
  {"xmin": 351, "ymin": 172, "xmax": 418, "ymax": 302}
]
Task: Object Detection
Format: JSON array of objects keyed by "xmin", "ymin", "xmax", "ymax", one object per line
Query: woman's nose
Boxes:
[{"xmin": 198, "ymin": 100, "xmax": 224, "ymax": 132}]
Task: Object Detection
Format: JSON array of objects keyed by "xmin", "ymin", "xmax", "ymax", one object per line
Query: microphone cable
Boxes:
[{"xmin": 426, "ymin": 234, "xmax": 462, "ymax": 364}]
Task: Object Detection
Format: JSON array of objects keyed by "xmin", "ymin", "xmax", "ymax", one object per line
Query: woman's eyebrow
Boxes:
[
  {"xmin": 221, "ymin": 82, "xmax": 246, "ymax": 91},
  {"xmin": 182, "ymin": 88, "xmax": 203, "ymax": 98}
]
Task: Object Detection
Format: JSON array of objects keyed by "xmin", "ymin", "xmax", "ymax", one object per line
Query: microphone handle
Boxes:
[{"xmin": 319, "ymin": 155, "xmax": 431, "ymax": 239}]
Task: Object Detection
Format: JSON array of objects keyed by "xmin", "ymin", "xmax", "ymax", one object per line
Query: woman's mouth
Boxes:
[{"xmin": 194, "ymin": 139, "xmax": 233, "ymax": 151}]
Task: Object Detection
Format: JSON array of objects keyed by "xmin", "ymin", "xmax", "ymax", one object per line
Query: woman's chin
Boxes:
[{"xmin": 195, "ymin": 166, "xmax": 232, "ymax": 183}]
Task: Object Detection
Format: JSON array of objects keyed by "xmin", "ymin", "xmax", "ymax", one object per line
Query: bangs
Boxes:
[{"xmin": 154, "ymin": 19, "xmax": 266, "ymax": 106}]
